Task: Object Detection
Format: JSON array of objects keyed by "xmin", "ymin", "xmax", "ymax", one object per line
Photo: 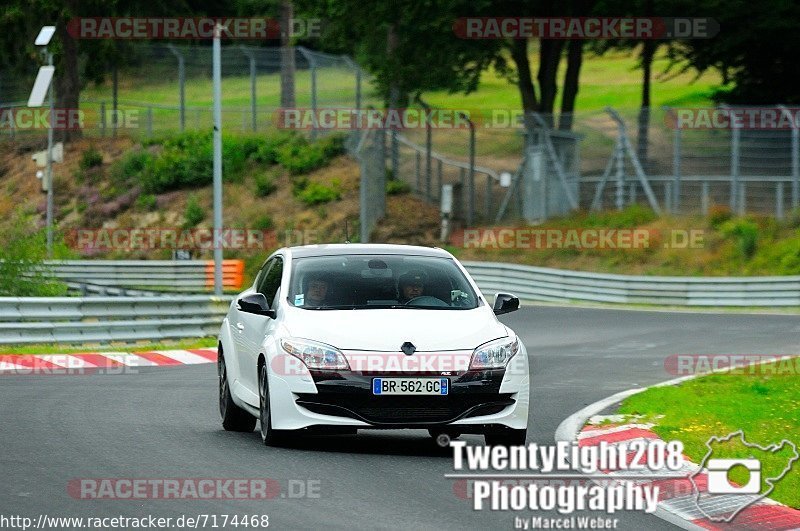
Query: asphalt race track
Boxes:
[{"xmin": 2, "ymin": 306, "xmax": 799, "ymax": 530}]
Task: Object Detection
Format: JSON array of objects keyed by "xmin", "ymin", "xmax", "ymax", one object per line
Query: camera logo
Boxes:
[
  {"xmin": 706, "ymin": 458, "xmax": 761, "ymax": 494},
  {"xmin": 689, "ymin": 430, "xmax": 798, "ymax": 523}
]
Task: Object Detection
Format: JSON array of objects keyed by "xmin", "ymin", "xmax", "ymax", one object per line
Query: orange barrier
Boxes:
[{"xmin": 205, "ymin": 260, "xmax": 245, "ymax": 289}]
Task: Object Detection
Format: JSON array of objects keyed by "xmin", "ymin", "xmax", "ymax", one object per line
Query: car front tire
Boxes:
[
  {"xmin": 259, "ymin": 363, "xmax": 287, "ymax": 446},
  {"xmin": 219, "ymin": 346, "xmax": 256, "ymax": 432},
  {"xmin": 484, "ymin": 426, "xmax": 527, "ymax": 447}
]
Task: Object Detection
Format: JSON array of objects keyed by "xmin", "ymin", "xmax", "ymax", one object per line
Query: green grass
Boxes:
[
  {"xmin": 0, "ymin": 337, "xmax": 217, "ymax": 355},
  {"xmin": 618, "ymin": 359, "xmax": 800, "ymax": 507}
]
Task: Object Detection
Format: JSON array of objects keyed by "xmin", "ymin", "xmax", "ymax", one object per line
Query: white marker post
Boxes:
[{"xmin": 28, "ymin": 25, "xmax": 57, "ymax": 257}]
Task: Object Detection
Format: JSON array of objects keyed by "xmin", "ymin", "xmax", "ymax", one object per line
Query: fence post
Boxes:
[
  {"xmin": 240, "ymin": 47, "xmax": 257, "ymax": 132},
  {"xmin": 415, "ymin": 151, "xmax": 421, "ymax": 193},
  {"xmin": 702, "ymin": 181, "xmax": 709, "ymax": 215},
  {"xmin": 100, "ymin": 101, "xmax": 106, "ymax": 137},
  {"xmin": 485, "ymin": 174, "xmax": 492, "ymax": 220},
  {"xmin": 298, "ymin": 48, "xmax": 318, "ymax": 140},
  {"xmin": 615, "ymin": 140, "xmax": 624, "ymax": 211},
  {"xmin": 147, "ymin": 106, "xmax": 153, "ymax": 138},
  {"xmin": 672, "ymin": 118, "xmax": 682, "ymax": 213},
  {"xmin": 729, "ymin": 108, "xmax": 741, "ymax": 214},
  {"xmin": 167, "ymin": 45, "xmax": 185, "ymax": 132},
  {"xmin": 776, "ymin": 182, "xmax": 784, "ymax": 220},
  {"xmin": 467, "ymin": 114, "xmax": 476, "ymax": 226},
  {"xmin": 664, "ymin": 181, "xmax": 672, "ymax": 212},
  {"xmin": 780, "ymin": 105, "xmax": 800, "ymax": 209}
]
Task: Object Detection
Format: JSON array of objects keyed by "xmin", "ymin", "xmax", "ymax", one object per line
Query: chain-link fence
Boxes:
[{"xmin": 0, "ymin": 43, "xmax": 374, "ymax": 139}]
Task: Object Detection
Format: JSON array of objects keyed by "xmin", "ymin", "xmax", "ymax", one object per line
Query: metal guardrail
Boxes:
[
  {"xmin": 0, "ymin": 295, "xmax": 233, "ymax": 345},
  {"xmin": 43, "ymin": 260, "xmax": 244, "ymax": 291},
  {"xmin": 463, "ymin": 261, "xmax": 800, "ymax": 307}
]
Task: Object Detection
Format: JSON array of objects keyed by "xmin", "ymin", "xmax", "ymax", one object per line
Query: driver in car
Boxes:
[{"xmin": 397, "ymin": 269, "xmax": 427, "ymax": 304}]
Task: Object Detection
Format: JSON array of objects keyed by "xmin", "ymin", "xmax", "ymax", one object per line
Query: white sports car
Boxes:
[{"xmin": 217, "ymin": 243, "xmax": 530, "ymax": 446}]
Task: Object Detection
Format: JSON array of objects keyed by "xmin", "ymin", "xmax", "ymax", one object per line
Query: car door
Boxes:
[{"xmin": 237, "ymin": 256, "xmax": 284, "ymax": 395}]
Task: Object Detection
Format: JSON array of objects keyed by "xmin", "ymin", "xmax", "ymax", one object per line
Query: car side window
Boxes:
[
  {"xmin": 258, "ymin": 256, "xmax": 283, "ymax": 308},
  {"xmin": 254, "ymin": 259, "xmax": 272, "ymax": 292}
]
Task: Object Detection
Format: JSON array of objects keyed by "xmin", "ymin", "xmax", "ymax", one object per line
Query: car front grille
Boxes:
[{"xmin": 295, "ymin": 394, "xmax": 514, "ymax": 425}]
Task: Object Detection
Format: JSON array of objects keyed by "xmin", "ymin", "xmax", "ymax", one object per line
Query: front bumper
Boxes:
[{"xmin": 295, "ymin": 369, "xmax": 515, "ymax": 427}]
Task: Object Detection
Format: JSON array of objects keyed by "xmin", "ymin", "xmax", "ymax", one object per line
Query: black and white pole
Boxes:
[
  {"xmin": 28, "ymin": 26, "xmax": 56, "ymax": 258},
  {"xmin": 212, "ymin": 25, "xmax": 224, "ymax": 296}
]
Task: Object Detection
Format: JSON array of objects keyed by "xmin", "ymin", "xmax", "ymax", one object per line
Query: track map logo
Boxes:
[{"xmin": 689, "ymin": 431, "xmax": 799, "ymax": 522}]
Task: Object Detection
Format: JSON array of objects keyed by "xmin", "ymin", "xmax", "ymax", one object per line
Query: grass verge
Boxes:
[{"xmin": 618, "ymin": 359, "xmax": 800, "ymax": 507}]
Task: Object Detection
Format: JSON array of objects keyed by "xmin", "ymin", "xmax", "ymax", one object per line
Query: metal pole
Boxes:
[
  {"xmin": 426, "ymin": 113, "xmax": 432, "ymax": 200},
  {"xmin": 672, "ymin": 121, "xmax": 682, "ymax": 213},
  {"xmin": 310, "ymin": 63, "xmax": 317, "ymax": 140},
  {"xmin": 112, "ymin": 63, "xmax": 118, "ymax": 137},
  {"xmin": 730, "ymin": 113, "xmax": 740, "ymax": 214},
  {"xmin": 485, "ymin": 174, "xmax": 492, "ymax": 220},
  {"xmin": 250, "ymin": 54, "xmax": 257, "ymax": 131},
  {"xmin": 776, "ymin": 182, "xmax": 784, "ymax": 220},
  {"xmin": 463, "ymin": 113, "xmax": 475, "ymax": 226},
  {"xmin": 147, "ymin": 106, "xmax": 153, "ymax": 137},
  {"xmin": 45, "ymin": 51, "xmax": 54, "ymax": 258},
  {"xmin": 100, "ymin": 101, "xmax": 106, "ymax": 137},
  {"xmin": 615, "ymin": 140, "xmax": 624, "ymax": 211},
  {"xmin": 212, "ymin": 28, "xmax": 223, "ymax": 296},
  {"xmin": 168, "ymin": 45, "xmax": 186, "ymax": 132}
]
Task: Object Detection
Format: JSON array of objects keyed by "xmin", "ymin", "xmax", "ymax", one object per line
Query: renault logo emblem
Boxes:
[{"xmin": 401, "ymin": 342, "xmax": 416, "ymax": 356}]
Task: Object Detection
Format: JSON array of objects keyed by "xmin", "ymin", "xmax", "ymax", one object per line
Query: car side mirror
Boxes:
[
  {"xmin": 493, "ymin": 293, "xmax": 520, "ymax": 315},
  {"xmin": 238, "ymin": 293, "xmax": 277, "ymax": 318}
]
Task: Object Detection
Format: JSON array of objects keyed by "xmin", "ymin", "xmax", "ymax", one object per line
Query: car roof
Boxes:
[{"xmin": 283, "ymin": 243, "xmax": 453, "ymax": 259}]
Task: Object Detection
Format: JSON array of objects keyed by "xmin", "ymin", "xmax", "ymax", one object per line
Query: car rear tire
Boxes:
[
  {"xmin": 484, "ymin": 426, "xmax": 527, "ymax": 447},
  {"xmin": 219, "ymin": 347, "xmax": 256, "ymax": 432},
  {"xmin": 259, "ymin": 363, "xmax": 287, "ymax": 446}
]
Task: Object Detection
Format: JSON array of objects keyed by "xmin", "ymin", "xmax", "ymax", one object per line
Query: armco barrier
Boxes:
[
  {"xmin": 43, "ymin": 260, "xmax": 246, "ymax": 291},
  {"xmin": 0, "ymin": 295, "xmax": 233, "ymax": 345},
  {"xmin": 462, "ymin": 261, "xmax": 800, "ymax": 307}
]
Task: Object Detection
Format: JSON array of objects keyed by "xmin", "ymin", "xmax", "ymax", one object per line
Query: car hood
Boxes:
[{"xmin": 283, "ymin": 307, "xmax": 507, "ymax": 351}]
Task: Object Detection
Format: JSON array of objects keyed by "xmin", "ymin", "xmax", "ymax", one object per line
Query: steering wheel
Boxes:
[{"xmin": 404, "ymin": 295, "xmax": 449, "ymax": 307}]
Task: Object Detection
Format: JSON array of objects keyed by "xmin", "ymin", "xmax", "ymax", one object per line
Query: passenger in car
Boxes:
[
  {"xmin": 303, "ymin": 273, "xmax": 331, "ymax": 307},
  {"xmin": 397, "ymin": 269, "xmax": 427, "ymax": 303}
]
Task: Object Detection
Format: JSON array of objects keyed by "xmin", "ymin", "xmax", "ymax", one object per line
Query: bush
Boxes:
[
  {"xmin": 721, "ymin": 219, "xmax": 759, "ymax": 259},
  {"xmin": 254, "ymin": 171, "xmax": 278, "ymax": 197},
  {"xmin": 0, "ymin": 213, "xmax": 68, "ymax": 296},
  {"xmin": 79, "ymin": 146, "xmax": 103, "ymax": 170},
  {"xmin": 386, "ymin": 179, "xmax": 411, "ymax": 195},
  {"xmin": 136, "ymin": 193, "xmax": 157, "ymax": 211},
  {"xmin": 275, "ymin": 134, "xmax": 345, "ymax": 175},
  {"xmin": 252, "ymin": 132, "xmax": 298, "ymax": 165},
  {"xmin": 708, "ymin": 205, "xmax": 733, "ymax": 228},
  {"xmin": 297, "ymin": 180, "xmax": 341, "ymax": 206},
  {"xmin": 583, "ymin": 204, "xmax": 657, "ymax": 229},
  {"xmin": 183, "ymin": 195, "xmax": 205, "ymax": 228},
  {"xmin": 110, "ymin": 150, "xmax": 153, "ymax": 187},
  {"xmin": 253, "ymin": 215, "xmax": 274, "ymax": 230}
]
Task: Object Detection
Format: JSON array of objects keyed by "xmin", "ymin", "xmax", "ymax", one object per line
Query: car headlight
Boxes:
[
  {"xmin": 469, "ymin": 337, "xmax": 519, "ymax": 370},
  {"xmin": 280, "ymin": 337, "xmax": 350, "ymax": 370}
]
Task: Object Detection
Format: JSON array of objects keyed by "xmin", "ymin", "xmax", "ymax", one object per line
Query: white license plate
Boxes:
[{"xmin": 372, "ymin": 378, "xmax": 449, "ymax": 395}]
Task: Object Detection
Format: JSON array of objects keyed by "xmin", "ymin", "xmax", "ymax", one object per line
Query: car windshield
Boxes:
[{"xmin": 287, "ymin": 254, "xmax": 479, "ymax": 310}]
